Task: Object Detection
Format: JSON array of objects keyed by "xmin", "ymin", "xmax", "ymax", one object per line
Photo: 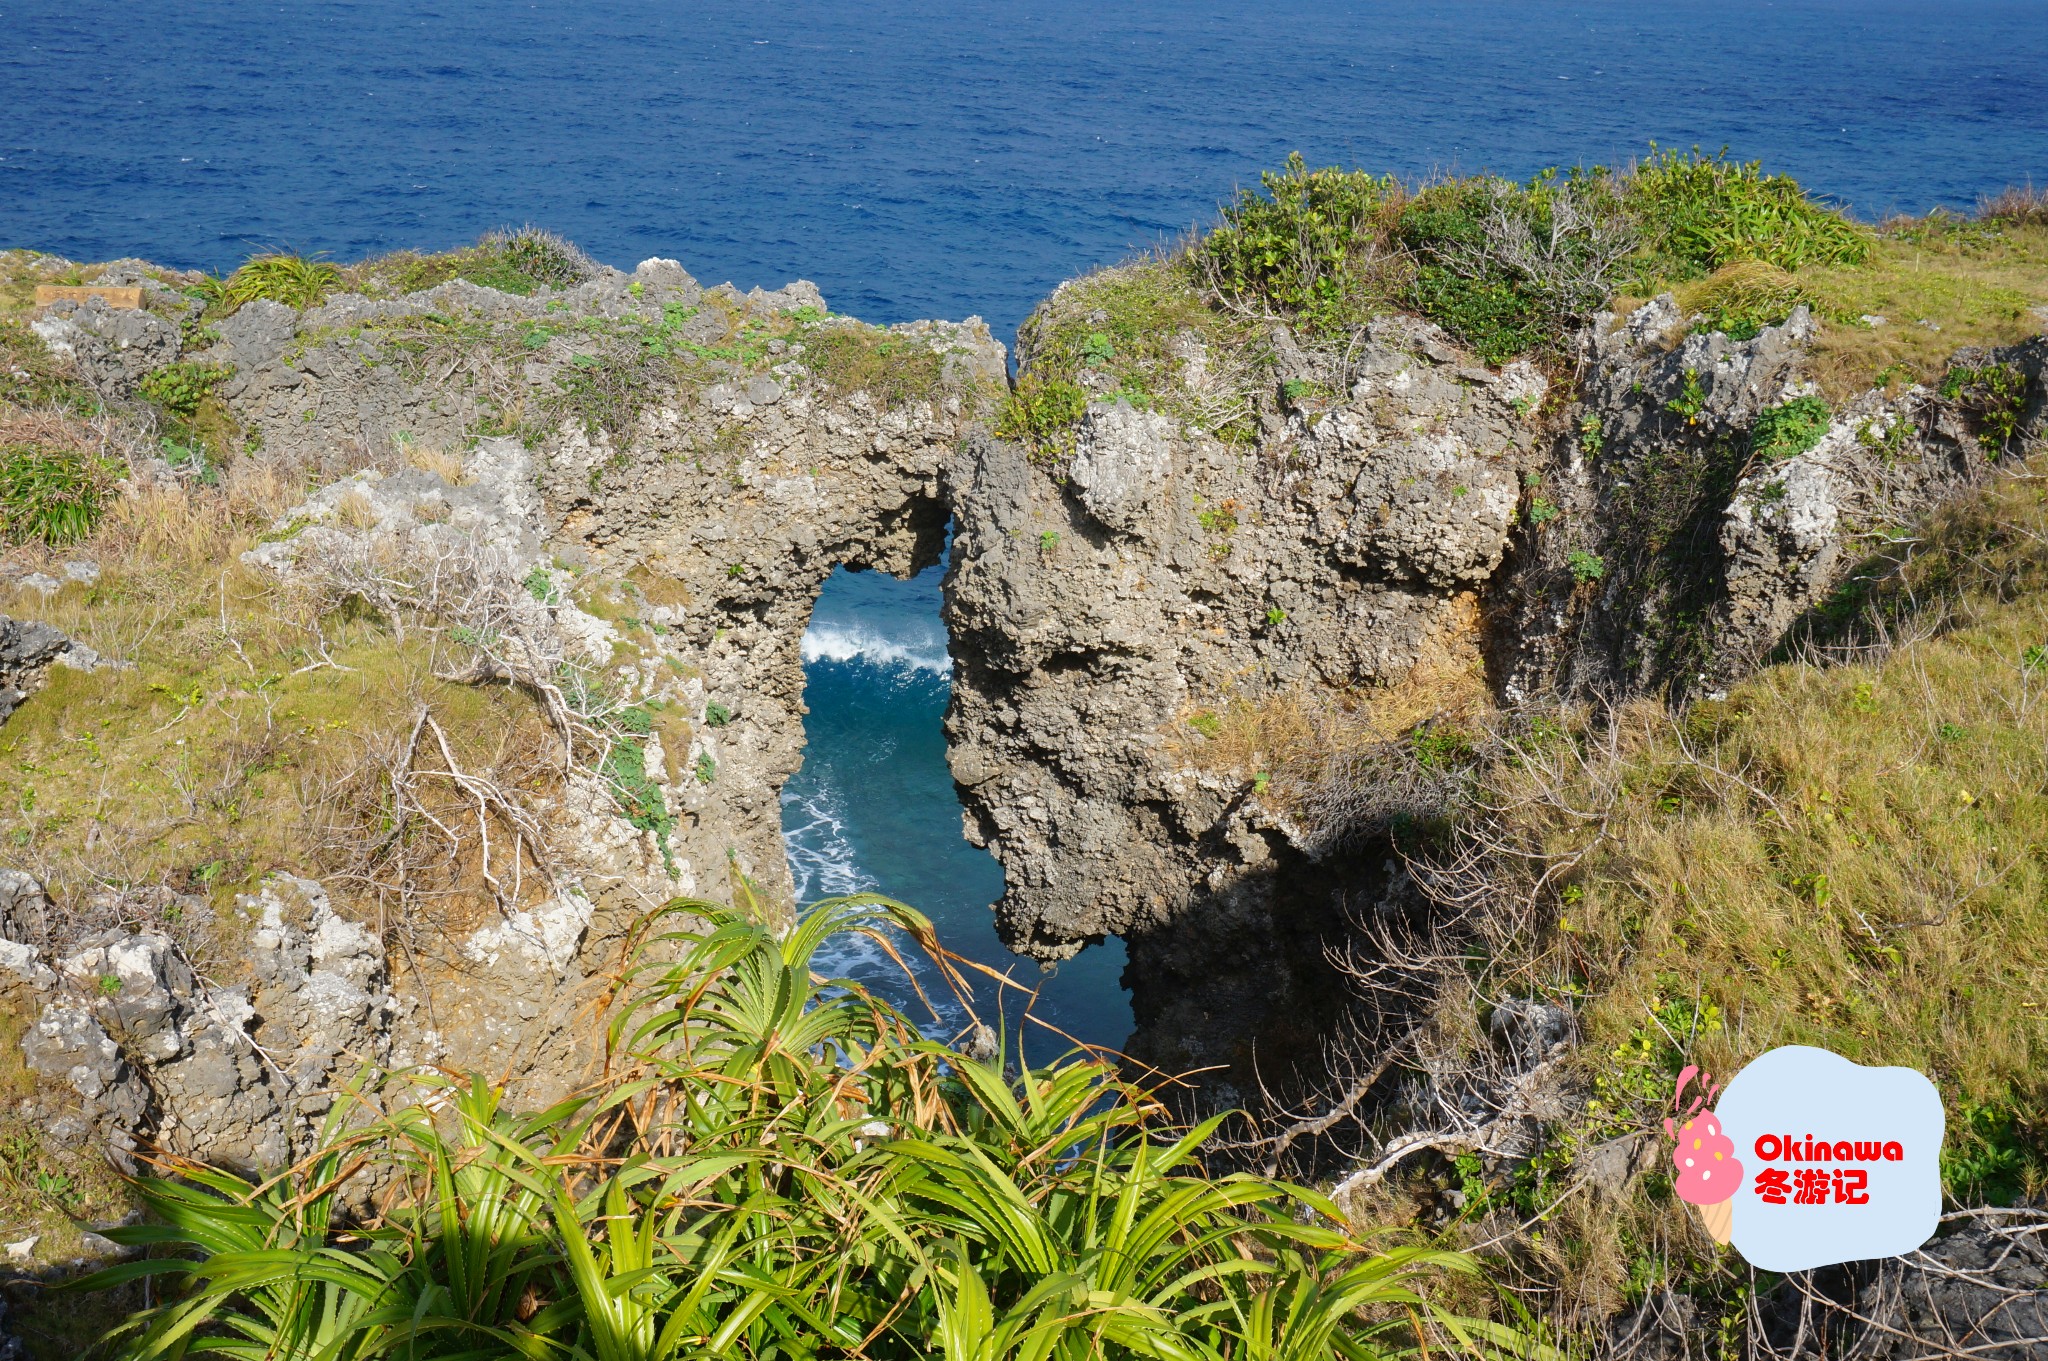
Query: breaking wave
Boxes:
[{"xmin": 800, "ymin": 621, "xmax": 950, "ymax": 676}]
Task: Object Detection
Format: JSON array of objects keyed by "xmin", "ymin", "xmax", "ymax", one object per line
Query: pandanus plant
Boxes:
[{"xmin": 78, "ymin": 895, "xmax": 1549, "ymax": 1360}]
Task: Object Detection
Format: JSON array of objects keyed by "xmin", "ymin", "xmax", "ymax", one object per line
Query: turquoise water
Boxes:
[{"xmin": 786, "ymin": 558, "xmax": 1132, "ymax": 1057}]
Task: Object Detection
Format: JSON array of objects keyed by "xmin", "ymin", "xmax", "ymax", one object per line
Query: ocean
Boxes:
[
  {"xmin": 786, "ymin": 558, "xmax": 1130, "ymax": 1057},
  {"xmin": 6, "ymin": 0, "xmax": 2044, "ymax": 1051}
]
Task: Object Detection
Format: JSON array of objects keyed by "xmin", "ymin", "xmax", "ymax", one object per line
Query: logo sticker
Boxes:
[{"xmin": 1666, "ymin": 1046, "xmax": 1943, "ymax": 1272}]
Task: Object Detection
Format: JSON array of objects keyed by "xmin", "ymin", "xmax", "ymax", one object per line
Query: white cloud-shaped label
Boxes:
[{"xmin": 1714, "ymin": 1046, "xmax": 1943, "ymax": 1272}]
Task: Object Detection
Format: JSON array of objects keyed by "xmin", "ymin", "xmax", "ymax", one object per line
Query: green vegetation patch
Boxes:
[
  {"xmin": 217, "ymin": 253, "xmax": 343, "ymax": 312},
  {"xmin": 0, "ymin": 317, "xmax": 100, "ymax": 415},
  {"xmin": 1003, "ymin": 257, "xmax": 1261, "ymax": 460},
  {"xmin": 1199, "ymin": 152, "xmax": 1401, "ymax": 333},
  {"xmin": 340, "ymin": 227, "xmax": 597, "ymax": 300},
  {"xmin": 0, "ymin": 442, "xmax": 113, "ymax": 545},
  {"xmin": 1749, "ymin": 395, "xmax": 1832, "ymax": 463},
  {"xmin": 1399, "ymin": 169, "xmax": 1633, "ymax": 364},
  {"xmin": 1940, "ymin": 359, "xmax": 2033, "ymax": 453},
  {"xmin": 599, "ymin": 733, "xmax": 678, "ymax": 877},
  {"xmin": 1624, "ymin": 145, "xmax": 1872, "ymax": 285},
  {"xmin": 137, "ymin": 360, "xmax": 230, "ymax": 418},
  {"xmin": 802, "ymin": 323, "xmax": 946, "ymax": 409},
  {"xmin": 68, "ymin": 899, "xmax": 1536, "ymax": 1361}
]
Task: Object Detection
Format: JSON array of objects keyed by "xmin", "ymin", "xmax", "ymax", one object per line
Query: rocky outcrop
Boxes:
[
  {"xmin": 946, "ymin": 292, "xmax": 2046, "ymax": 1096},
  {"xmin": 30, "ymin": 292, "xmax": 187, "ymax": 392},
  {"xmin": 5, "ymin": 249, "xmax": 1006, "ymax": 1168},
  {"xmin": 1614, "ymin": 1212, "xmax": 2048, "ymax": 1360},
  {"xmin": 0, "ymin": 616, "xmax": 69, "ymax": 723},
  {"xmin": 1498, "ymin": 306, "xmax": 2048, "ymax": 703},
  {"xmin": 11, "ymin": 876, "xmax": 388, "ymax": 1172},
  {"xmin": 944, "ymin": 317, "xmax": 1550, "ymax": 1091}
]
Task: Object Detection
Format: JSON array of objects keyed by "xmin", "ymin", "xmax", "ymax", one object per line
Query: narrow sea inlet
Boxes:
[{"xmin": 783, "ymin": 554, "xmax": 1133, "ymax": 1055}]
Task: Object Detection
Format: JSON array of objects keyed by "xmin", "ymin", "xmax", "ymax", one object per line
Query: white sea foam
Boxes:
[
  {"xmin": 800, "ymin": 622, "xmax": 949, "ymax": 675},
  {"xmin": 781, "ymin": 787, "xmax": 875, "ymax": 901}
]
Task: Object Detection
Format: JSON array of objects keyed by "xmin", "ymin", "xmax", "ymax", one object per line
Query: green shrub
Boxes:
[
  {"xmin": 1565, "ymin": 549, "xmax": 1607, "ymax": 583},
  {"xmin": 543, "ymin": 348, "xmax": 668, "ymax": 438},
  {"xmin": 77, "ymin": 900, "xmax": 1537, "ymax": 1361},
  {"xmin": 995, "ymin": 371, "xmax": 1089, "ymax": 453},
  {"xmin": 1940, "ymin": 361, "xmax": 2031, "ymax": 453},
  {"xmin": 0, "ymin": 444, "xmax": 112, "ymax": 545},
  {"xmin": 1398, "ymin": 170, "xmax": 1633, "ymax": 364},
  {"xmin": 344, "ymin": 229, "xmax": 597, "ymax": 300},
  {"xmin": 1624, "ymin": 146, "xmax": 1872, "ymax": 282},
  {"xmin": 1750, "ymin": 395, "xmax": 1832, "ymax": 463},
  {"xmin": 465, "ymin": 227, "xmax": 595, "ymax": 294},
  {"xmin": 223, "ymin": 253, "xmax": 343, "ymax": 311},
  {"xmin": 521, "ymin": 564, "xmax": 558, "ymax": 604},
  {"xmin": 1197, "ymin": 152, "xmax": 1399, "ymax": 333},
  {"xmin": 137, "ymin": 361, "xmax": 231, "ymax": 419}
]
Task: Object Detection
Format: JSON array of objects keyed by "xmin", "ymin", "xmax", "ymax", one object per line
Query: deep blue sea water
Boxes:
[{"xmin": 6, "ymin": 0, "xmax": 2044, "ymax": 1050}]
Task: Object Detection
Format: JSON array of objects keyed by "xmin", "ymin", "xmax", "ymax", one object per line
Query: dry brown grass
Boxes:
[
  {"xmin": 0, "ymin": 407, "xmax": 96, "ymax": 455},
  {"xmin": 3, "ymin": 476, "xmax": 567, "ymax": 971},
  {"xmin": 1351, "ymin": 460, "xmax": 2048, "ymax": 1328},
  {"xmin": 400, "ymin": 438, "xmax": 472, "ymax": 486},
  {"xmin": 1981, "ymin": 182, "xmax": 2048, "ymax": 228},
  {"xmin": 1169, "ymin": 595, "xmax": 1494, "ymax": 805}
]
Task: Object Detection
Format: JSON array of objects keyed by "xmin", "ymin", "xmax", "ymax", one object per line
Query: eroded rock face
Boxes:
[
  {"xmin": 5, "ymin": 251, "xmax": 1008, "ymax": 1168},
  {"xmin": 29, "ymin": 295, "xmax": 186, "ymax": 390},
  {"xmin": 12, "ymin": 876, "xmax": 392, "ymax": 1172},
  {"xmin": 1496, "ymin": 307, "xmax": 2048, "ymax": 703},
  {"xmin": 944, "ymin": 317, "xmax": 1550, "ymax": 1090},
  {"xmin": 949, "ymin": 295, "xmax": 2047, "ymax": 1097}
]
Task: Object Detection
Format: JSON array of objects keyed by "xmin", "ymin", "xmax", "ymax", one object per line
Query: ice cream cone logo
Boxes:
[{"xmin": 1666, "ymin": 1064, "xmax": 1742, "ymax": 1245}]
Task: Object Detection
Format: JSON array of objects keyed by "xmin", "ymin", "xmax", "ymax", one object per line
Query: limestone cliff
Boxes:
[
  {"xmin": 943, "ymin": 287, "xmax": 2047, "ymax": 1097},
  {"xmin": 5, "ymin": 249, "xmax": 1004, "ymax": 1173}
]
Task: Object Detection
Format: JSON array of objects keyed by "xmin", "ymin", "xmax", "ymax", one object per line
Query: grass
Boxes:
[
  {"xmin": 1622, "ymin": 146, "xmax": 1872, "ymax": 283},
  {"xmin": 342, "ymin": 227, "xmax": 596, "ymax": 299},
  {"xmin": 801, "ymin": 323, "xmax": 949, "ymax": 410},
  {"xmin": 69, "ymin": 899, "xmax": 1544, "ymax": 1361},
  {"xmin": 0, "ymin": 443, "xmax": 113, "ymax": 545},
  {"xmin": 1650, "ymin": 211, "xmax": 2048, "ymax": 397},
  {"xmin": 1003, "ymin": 256, "xmax": 1264, "ymax": 461},
  {"xmin": 1793, "ymin": 217, "xmax": 2048, "ymax": 398},
  {"xmin": 0, "ymin": 471, "xmax": 566, "ymax": 964},
  {"xmin": 1, "ymin": 318, "xmax": 101, "ymax": 416},
  {"xmin": 1376, "ymin": 458, "xmax": 2048, "ymax": 1329},
  {"xmin": 218, "ymin": 254, "xmax": 342, "ymax": 312}
]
